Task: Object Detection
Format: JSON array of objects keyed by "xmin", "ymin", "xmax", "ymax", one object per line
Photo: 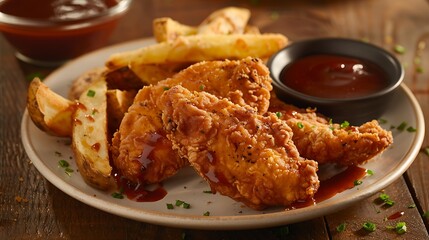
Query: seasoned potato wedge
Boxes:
[
  {"xmin": 72, "ymin": 77, "xmax": 115, "ymax": 190},
  {"xmin": 27, "ymin": 78, "xmax": 76, "ymax": 137},
  {"xmin": 106, "ymin": 34, "xmax": 288, "ymax": 69},
  {"xmin": 106, "ymin": 89, "xmax": 137, "ymax": 133},
  {"xmin": 153, "ymin": 17, "xmax": 197, "ymax": 43},
  {"xmin": 197, "ymin": 7, "xmax": 250, "ymax": 34},
  {"xmin": 68, "ymin": 67, "xmax": 106, "ymax": 100}
]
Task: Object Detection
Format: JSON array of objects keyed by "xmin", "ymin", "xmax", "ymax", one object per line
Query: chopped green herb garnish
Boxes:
[
  {"xmin": 27, "ymin": 72, "xmax": 44, "ymax": 81},
  {"xmin": 362, "ymin": 221, "xmax": 376, "ymax": 232},
  {"xmin": 354, "ymin": 180, "xmax": 363, "ymax": 186},
  {"xmin": 340, "ymin": 121, "xmax": 350, "ymax": 128},
  {"xmin": 378, "ymin": 118, "xmax": 388, "ymax": 124},
  {"xmin": 203, "ymin": 211, "xmax": 210, "ymax": 216},
  {"xmin": 423, "ymin": 211, "xmax": 429, "ymax": 218},
  {"xmin": 384, "ymin": 199, "xmax": 395, "ymax": 206},
  {"xmin": 182, "ymin": 202, "xmax": 191, "ymax": 209},
  {"xmin": 175, "ymin": 199, "xmax": 191, "ymax": 209},
  {"xmin": 275, "ymin": 112, "xmax": 282, "ymax": 118},
  {"xmin": 297, "ymin": 122, "xmax": 304, "ymax": 129},
  {"xmin": 336, "ymin": 223, "xmax": 346, "ymax": 232},
  {"xmin": 380, "ymin": 193, "xmax": 389, "ymax": 201},
  {"xmin": 163, "ymin": 87, "xmax": 170, "ymax": 91},
  {"xmin": 366, "ymin": 169, "xmax": 374, "ymax": 176},
  {"xmin": 397, "ymin": 121, "xmax": 407, "ymax": 131},
  {"xmin": 166, "ymin": 203, "xmax": 174, "ymax": 209},
  {"xmin": 203, "ymin": 190, "xmax": 212, "ymax": 194},
  {"xmin": 406, "ymin": 126, "xmax": 417, "ymax": 132},
  {"xmin": 86, "ymin": 89, "xmax": 96, "ymax": 97},
  {"xmin": 58, "ymin": 160, "xmax": 69, "ymax": 168},
  {"xmin": 199, "ymin": 84, "xmax": 205, "ymax": 90},
  {"xmin": 416, "ymin": 66, "xmax": 424, "ymax": 73},
  {"xmin": 111, "ymin": 192, "xmax": 124, "ymax": 199},
  {"xmin": 394, "ymin": 44, "xmax": 406, "ymax": 54},
  {"xmin": 65, "ymin": 168, "xmax": 74, "ymax": 173},
  {"xmin": 407, "ymin": 204, "xmax": 416, "ymax": 209},
  {"xmin": 395, "ymin": 222, "xmax": 407, "ymax": 234},
  {"xmin": 379, "ymin": 193, "xmax": 395, "ymax": 206}
]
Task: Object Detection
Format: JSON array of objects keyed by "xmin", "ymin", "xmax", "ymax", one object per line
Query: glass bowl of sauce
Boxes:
[
  {"xmin": 267, "ymin": 38, "xmax": 404, "ymax": 125},
  {"xmin": 0, "ymin": 0, "xmax": 132, "ymax": 66}
]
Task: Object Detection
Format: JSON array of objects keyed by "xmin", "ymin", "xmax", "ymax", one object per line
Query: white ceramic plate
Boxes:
[{"xmin": 21, "ymin": 38, "xmax": 425, "ymax": 230}]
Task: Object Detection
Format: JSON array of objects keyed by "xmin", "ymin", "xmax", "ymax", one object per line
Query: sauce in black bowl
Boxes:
[{"xmin": 267, "ymin": 38, "xmax": 404, "ymax": 125}]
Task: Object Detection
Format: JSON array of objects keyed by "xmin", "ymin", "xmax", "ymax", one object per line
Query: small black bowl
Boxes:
[{"xmin": 267, "ymin": 38, "xmax": 404, "ymax": 125}]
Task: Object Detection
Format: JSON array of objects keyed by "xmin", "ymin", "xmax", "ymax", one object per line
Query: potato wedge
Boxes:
[
  {"xmin": 153, "ymin": 17, "xmax": 197, "ymax": 43},
  {"xmin": 27, "ymin": 78, "xmax": 76, "ymax": 137},
  {"xmin": 106, "ymin": 33, "xmax": 288, "ymax": 69},
  {"xmin": 72, "ymin": 77, "xmax": 115, "ymax": 190},
  {"xmin": 106, "ymin": 89, "xmax": 137, "ymax": 133},
  {"xmin": 197, "ymin": 7, "xmax": 250, "ymax": 34},
  {"xmin": 68, "ymin": 67, "xmax": 106, "ymax": 100}
]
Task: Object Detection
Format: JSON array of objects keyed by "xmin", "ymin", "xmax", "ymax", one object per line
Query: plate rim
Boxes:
[{"xmin": 20, "ymin": 38, "xmax": 426, "ymax": 230}]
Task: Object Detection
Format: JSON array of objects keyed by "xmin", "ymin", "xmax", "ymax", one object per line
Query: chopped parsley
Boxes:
[
  {"xmin": 86, "ymin": 89, "xmax": 96, "ymax": 97},
  {"xmin": 393, "ymin": 44, "xmax": 406, "ymax": 54},
  {"xmin": 362, "ymin": 221, "xmax": 376, "ymax": 232},
  {"xmin": 378, "ymin": 118, "xmax": 388, "ymax": 124},
  {"xmin": 166, "ymin": 203, "xmax": 174, "ymax": 209},
  {"xmin": 203, "ymin": 190, "xmax": 212, "ymax": 194},
  {"xmin": 379, "ymin": 193, "xmax": 395, "ymax": 207},
  {"xmin": 387, "ymin": 222, "xmax": 407, "ymax": 234},
  {"xmin": 203, "ymin": 211, "xmax": 210, "ymax": 216},
  {"xmin": 407, "ymin": 204, "xmax": 416, "ymax": 209},
  {"xmin": 336, "ymin": 223, "xmax": 346, "ymax": 232},
  {"xmin": 406, "ymin": 126, "xmax": 417, "ymax": 132},
  {"xmin": 297, "ymin": 122, "xmax": 304, "ymax": 129},
  {"xmin": 366, "ymin": 169, "xmax": 374, "ymax": 176},
  {"xmin": 58, "ymin": 160, "xmax": 69, "ymax": 168},
  {"xmin": 199, "ymin": 84, "xmax": 205, "ymax": 90},
  {"xmin": 423, "ymin": 211, "xmax": 429, "ymax": 218},
  {"xmin": 416, "ymin": 66, "xmax": 424, "ymax": 73},
  {"xmin": 340, "ymin": 121, "xmax": 350, "ymax": 128},
  {"xmin": 111, "ymin": 192, "xmax": 124, "ymax": 199},
  {"xmin": 163, "ymin": 87, "xmax": 170, "ymax": 91},
  {"xmin": 354, "ymin": 180, "xmax": 363, "ymax": 186},
  {"xmin": 275, "ymin": 112, "xmax": 282, "ymax": 118},
  {"xmin": 58, "ymin": 160, "xmax": 73, "ymax": 176},
  {"xmin": 397, "ymin": 121, "xmax": 407, "ymax": 131}
]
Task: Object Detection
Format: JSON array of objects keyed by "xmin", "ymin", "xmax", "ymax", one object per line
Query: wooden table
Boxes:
[{"xmin": 1, "ymin": 0, "xmax": 429, "ymax": 239}]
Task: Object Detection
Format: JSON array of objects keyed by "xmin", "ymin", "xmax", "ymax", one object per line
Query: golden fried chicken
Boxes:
[
  {"xmin": 269, "ymin": 95, "xmax": 393, "ymax": 166},
  {"xmin": 111, "ymin": 57, "xmax": 273, "ymax": 184},
  {"xmin": 159, "ymin": 85, "xmax": 319, "ymax": 210}
]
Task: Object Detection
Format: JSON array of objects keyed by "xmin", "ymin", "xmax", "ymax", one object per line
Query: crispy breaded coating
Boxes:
[
  {"xmin": 269, "ymin": 95, "xmax": 393, "ymax": 165},
  {"xmin": 159, "ymin": 86, "xmax": 319, "ymax": 210},
  {"xmin": 111, "ymin": 57, "xmax": 272, "ymax": 184}
]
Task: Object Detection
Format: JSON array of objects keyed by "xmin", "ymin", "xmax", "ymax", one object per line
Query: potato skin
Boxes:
[{"xmin": 27, "ymin": 78, "xmax": 75, "ymax": 137}]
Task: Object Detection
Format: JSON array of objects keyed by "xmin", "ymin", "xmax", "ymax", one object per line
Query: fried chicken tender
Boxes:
[
  {"xmin": 111, "ymin": 57, "xmax": 273, "ymax": 184},
  {"xmin": 159, "ymin": 86, "xmax": 319, "ymax": 210},
  {"xmin": 269, "ymin": 95, "xmax": 393, "ymax": 166}
]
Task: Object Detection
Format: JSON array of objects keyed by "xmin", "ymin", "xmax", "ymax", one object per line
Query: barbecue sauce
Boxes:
[{"xmin": 281, "ymin": 54, "xmax": 389, "ymax": 99}]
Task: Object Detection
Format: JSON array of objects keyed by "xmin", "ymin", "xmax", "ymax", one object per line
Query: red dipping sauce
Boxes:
[
  {"xmin": 280, "ymin": 54, "xmax": 389, "ymax": 99},
  {"xmin": 0, "ymin": 0, "xmax": 131, "ymax": 64}
]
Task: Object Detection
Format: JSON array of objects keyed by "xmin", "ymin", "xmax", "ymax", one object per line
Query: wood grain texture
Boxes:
[{"xmin": 1, "ymin": 0, "xmax": 428, "ymax": 239}]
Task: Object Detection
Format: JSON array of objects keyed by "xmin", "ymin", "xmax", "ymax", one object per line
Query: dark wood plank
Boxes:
[{"xmin": 326, "ymin": 177, "xmax": 429, "ymax": 239}]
